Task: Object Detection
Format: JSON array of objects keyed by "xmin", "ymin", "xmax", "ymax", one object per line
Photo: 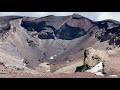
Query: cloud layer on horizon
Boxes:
[{"xmin": 0, "ymin": 12, "xmax": 120, "ymax": 21}]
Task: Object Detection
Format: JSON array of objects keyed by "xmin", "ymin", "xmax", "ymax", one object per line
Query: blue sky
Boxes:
[{"xmin": 0, "ymin": 12, "xmax": 120, "ymax": 21}]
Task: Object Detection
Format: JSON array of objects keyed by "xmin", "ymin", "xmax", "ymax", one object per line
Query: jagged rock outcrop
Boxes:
[
  {"xmin": 83, "ymin": 47, "xmax": 120, "ymax": 75},
  {"xmin": 83, "ymin": 47, "xmax": 109, "ymax": 67}
]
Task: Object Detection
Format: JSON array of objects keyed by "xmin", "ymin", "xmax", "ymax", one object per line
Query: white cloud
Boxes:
[
  {"xmin": 98, "ymin": 12, "xmax": 120, "ymax": 21},
  {"xmin": 0, "ymin": 12, "xmax": 120, "ymax": 21}
]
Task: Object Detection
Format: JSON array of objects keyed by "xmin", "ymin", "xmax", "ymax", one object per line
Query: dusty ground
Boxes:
[{"xmin": 0, "ymin": 71, "xmax": 118, "ymax": 78}]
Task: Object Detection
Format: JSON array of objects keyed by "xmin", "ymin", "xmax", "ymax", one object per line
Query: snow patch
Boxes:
[
  {"xmin": 85, "ymin": 62, "xmax": 104, "ymax": 76},
  {"xmin": 95, "ymin": 72, "xmax": 104, "ymax": 76},
  {"xmin": 49, "ymin": 55, "xmax": 57, "ymax": 59},
  {"xmin": 21, "ymin": 59, "xmax": 26, "ymax": 66},
  {"xmin": 66, "ymin": 60, "xmax": 69, "ymax": 63},
  {"xmin": 50, "ymin": 57, "xmax": 54, "ymax": 59},
  {"xmin": 110, "ymin": 75, "xmax": 118, "ymax": 77},
  {"xmin": 46, "ymin": 70, "xmax": 50, "ymax": 72},
  {"xmin": 86, "ymin": 62, "xmax": 103, "ymax": 73},
  {"xmin": 21, "ymin": 59, "xmax": 24, "ymax": 62}
]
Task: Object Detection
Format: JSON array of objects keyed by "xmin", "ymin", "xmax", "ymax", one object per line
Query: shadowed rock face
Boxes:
[
  {"xmin": 95, "ymin": 20, "xmax": 120, "ymax": 46},
  {"xmin": 56, "ymin": 23, "xmax": 87, "ymax": 40},
  {"xmin": 21, "ymin": 14, "xmax": 94, "ymax": 40},
  {"xmin": 1, "ymin": 14, "xmax": 120, "ymax": 72}
]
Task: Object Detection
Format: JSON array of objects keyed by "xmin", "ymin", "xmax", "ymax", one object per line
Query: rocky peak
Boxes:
[{"xmin": 72, "ymin": 13, "xmax": 83, "ymax": 19}]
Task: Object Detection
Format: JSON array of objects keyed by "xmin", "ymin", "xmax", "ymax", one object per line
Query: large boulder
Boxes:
[
  {"xmin": 83, "ymin": 47, "xmax": 120, "ymax": 76},
  {"xmin": 84, "ymin": 47, "xmax": 109, "ymax": 67}
]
